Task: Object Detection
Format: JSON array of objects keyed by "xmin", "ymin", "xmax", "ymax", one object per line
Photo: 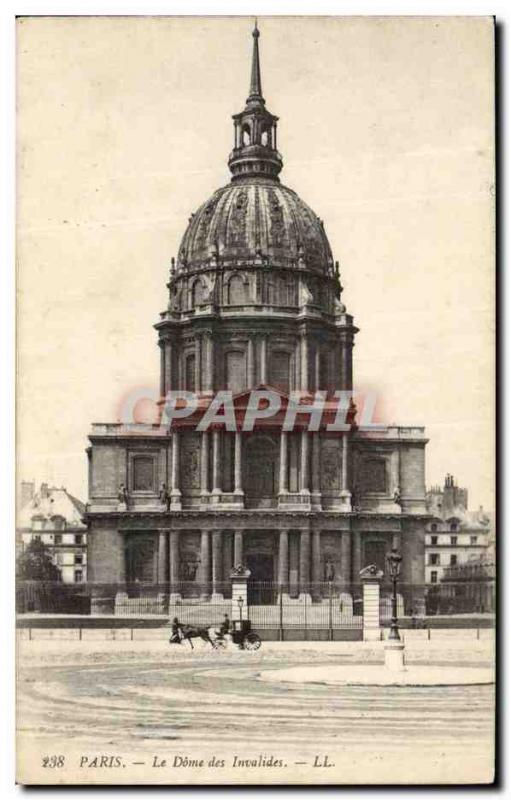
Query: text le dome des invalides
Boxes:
[{"xmin": 85, "ymin": 25, "xmax": 429, "ymax": 611}]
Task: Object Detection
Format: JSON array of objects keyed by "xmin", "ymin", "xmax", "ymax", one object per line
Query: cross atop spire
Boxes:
[{"xmin": 248, "ymin": 20, "xmax": 263, "ymax": 101}]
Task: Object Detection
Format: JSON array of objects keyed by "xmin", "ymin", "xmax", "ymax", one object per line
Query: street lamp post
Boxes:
[
  {"xmin": 237, "ymin": 595, "xmax": 244, "ymax": 628},
  {"xmin": 387, "ymin": 547, "xmax": 402, "ymax": 641}
]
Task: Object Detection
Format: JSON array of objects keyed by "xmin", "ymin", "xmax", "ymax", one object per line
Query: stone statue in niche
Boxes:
[{"xmin": 324, "ymin": 558, "xmax": 336, "ymax": 582}]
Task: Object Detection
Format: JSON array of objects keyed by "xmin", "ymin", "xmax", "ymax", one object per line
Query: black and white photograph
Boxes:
[{"xmin": 13, "ymin": 13, "xmax": 495, "ymax": 786}]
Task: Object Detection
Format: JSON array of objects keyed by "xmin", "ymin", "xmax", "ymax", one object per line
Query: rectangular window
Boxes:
[
  {"xmin": 74, "ymin": 570, "xmax": 83, "ymax": 583},
  {"xmin": 450, "ymin": 554, "xmax": 458, "ymax": 566},
  {"xmin": 430, "ymin": 535, "xmax": 438, "ymax": 545},
  {"xmin": 54, "ymin": 534, "xmax": 62, "ymax": 545},
  {"xmin": 430, "ymin": 571, "xmax": 438, "ymax": 584},
  {"xmin": 429, "ymin": 553, "xmax": 439, "ymax": 565},
  {"xmin": 450, "ymin": 536, "xmax": 458, "ymax": 546},
  {"xmin": 75, "ymin": 534, "xmax": 83, "ymax": 544},
  {"xmin": 470, "ymin": 536, "xmax": 477, "ymax": 545},
  {"xmin": 75, "ymin": 554, "xmax": 83, "ymax": 565}
]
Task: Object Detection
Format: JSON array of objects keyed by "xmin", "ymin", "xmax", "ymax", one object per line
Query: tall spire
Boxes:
[
  {"xmin": 248, "ymin": 21, "xmax": 263, "ymax": 101},
  {"xmin": 228, "ymin": 22, "xmax": 283, "ymax": 181}
]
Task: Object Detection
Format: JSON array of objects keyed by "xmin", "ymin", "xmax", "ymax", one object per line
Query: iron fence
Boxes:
[{"xmin": 16, "ymin": 579, "xmax": 496, "ymax": 621}]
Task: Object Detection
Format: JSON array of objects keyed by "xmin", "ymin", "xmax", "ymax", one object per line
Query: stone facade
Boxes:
[{"xmin": 85, "ymin": 26, "xmax": 428, "ymax": 609}]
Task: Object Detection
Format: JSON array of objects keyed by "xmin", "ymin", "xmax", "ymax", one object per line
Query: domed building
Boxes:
[{"xmin": 86, "ymin": 26, "xmax": 428, "ymax": 617}]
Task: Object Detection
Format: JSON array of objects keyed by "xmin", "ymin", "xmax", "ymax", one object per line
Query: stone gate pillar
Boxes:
[
  {"xmin": 230, "ymin": 565, "xmax": 251, "ymax": 623},
  {"xmin": 360, "ymin": 564, "xmax": 384, "ymax": 641}
]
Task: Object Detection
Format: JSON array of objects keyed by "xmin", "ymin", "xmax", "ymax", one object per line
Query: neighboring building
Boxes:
[
  {"xmin": 17, "ymin": 482, "xmax": 87, "ymax": 583},
  {"xmin": 425, "ymin": 474, "xmax": 492, "ymax": 585},
  {"xmin": 85, "ymin": 26, "xmax": 429, "ymax": 610}
]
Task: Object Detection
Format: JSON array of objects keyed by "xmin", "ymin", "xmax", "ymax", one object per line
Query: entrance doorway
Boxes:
[{"xmin": 246, "ymin": 554, "xmax": 276, "ymax": 604}]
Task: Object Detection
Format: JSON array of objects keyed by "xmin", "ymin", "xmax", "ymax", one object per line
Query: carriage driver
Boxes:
[
  {"xmin": 169, "ymin": 616, "xmax": 183, "ymax": 644},
  {"xmin": 216, "ymin": 614, "xmax": 231, "ymax": 641}
]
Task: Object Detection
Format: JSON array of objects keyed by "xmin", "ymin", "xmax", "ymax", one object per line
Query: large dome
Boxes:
[{"xmin": 177, "ymin": 178, "xmax": 335, "ymax": 276}]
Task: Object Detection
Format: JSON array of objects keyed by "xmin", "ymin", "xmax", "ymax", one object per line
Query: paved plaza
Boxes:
[{"xmin": 16, "ymin": 633, "xmax": 495, "ymax": 785}]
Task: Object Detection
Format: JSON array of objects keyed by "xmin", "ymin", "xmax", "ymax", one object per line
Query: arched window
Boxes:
[
  {"xmin": 269, "ymin": 351, "xmax": 291, "ymax": 393},
  {"xmin": 431, "ymin": 523, "xmax": 437, "ymax": 532},
  {"xmin": 261, "ymin": 127, "xmax": 270, "ymax": 147},
  {"xmin": 191, "ymin": 279, "xmax": 205, "ymax": 307},
  {"xmin": 450, "ymin": 522, "xmax": 458, "ymax": 532},
  {"xmin": 242, "ymin": 124, "xmax": 251, "ymax": 146},
  {"xmin": 227, "ymin": 274, "xmax": 247, "ymax": 305}
]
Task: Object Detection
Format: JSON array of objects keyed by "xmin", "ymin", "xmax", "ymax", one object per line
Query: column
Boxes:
[
  {"xmin": 247, "ymin": 337, "xmax": 255, "ymax": 388},
  {"xmin": 204, "ymin": 332, "xmax": 214, "ymax": 392},
  {"xmin": 212, "ymin": 531, "xmax": 223, "ymax": 599},
  {"xmin": 165, "ymin": 341, "xmax": 172, "ymax": 394},
  {"xmin": 314, "ymin": 345, "xmax": 320, "ymax": 390},
  {"xmin": 311, "ymin": 433, "xmax": 321, "ymax": 505},
  {"xmin": 159, "ymin": 345, "xmax": 165, "ymax": 398},
  {"xmin": 300, "ymin": 333, "xmax": 308, "ymax": 391},
  {"xmin": 299, "ymin": 529, "xmax": 310, "ymax": 593},
  {"xmin": 279, "ymin": 431, "xmax": 288, "ymax": 494},
  {"xmin": 212, "ymin": 429, "xmax": 221, "ymax": 497},
  {"xmin": 340, "ymin": 434, "xmax": 351, "ymax": 508},
  {"xmin": 260, "ymin": 336, "xmax": 268, "ymax": 384},
  {"xmin": 200, "ymin": 431, "xmax": 209, "ymax": 500},
  {"xmin": 169, "ymin": 531, "xmax": 181, "ymax": 600},
  {"xmin": 223, "ymin": 532, "xmax": 233, "ymax": 579},
  {"xmin": 234, "ymin": 431, "xmax": 243, "ymax": 494},
  {"xmin": 200, "ymin": 531, "xmax": 210, "ymax": 598},
  {"xmin": 300, "ymin": 431, "xmax": 310, "ymax": 492},
  {"xmin": 234, "ymin": 531, "xmax": 243, "ymax": 567},
  {"xmin": 195, "ymin": 335, "xmax": 202, "ymax": 392},
  {"xmin": 170, "ymin": 431, "xmax": 181, "ymax": 508},
  {"xmin": 278, "ymin": 530, "xmax": 289, "ymax": 592},
  {"xmin": 340, "ymin": 531, "xmax": 352, "ymax": 588},
  {"xmin": 158, "ymin": 530, "xmax": 167, "ymax": 584},
  {"xmin": 352, "ymin": 530, "xmax": 362, "ymax": 582},
  {"xmin": 312, "ymin": 529, "xmax": 322, "ymax": 585}
]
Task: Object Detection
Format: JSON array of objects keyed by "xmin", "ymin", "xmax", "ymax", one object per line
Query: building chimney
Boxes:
[
  {"xmin": 20, "ymin": 480, "xmax": 35, "ymax": 508},
  {"xmin": 40, "ymin": 482, "xmax": 50, "ymax": 499}
]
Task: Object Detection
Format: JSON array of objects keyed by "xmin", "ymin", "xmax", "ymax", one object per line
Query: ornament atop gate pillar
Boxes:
[
  {"xmin": 359, "ymin": 564, "xmax": 383, "ymax": 641},
  {"xmin": 230, "ymin": 564, "xmax": 251, "ymax": 622}
]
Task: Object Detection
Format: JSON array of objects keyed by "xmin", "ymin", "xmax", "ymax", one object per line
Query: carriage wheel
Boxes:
[{"xmin": 244, "ymin": 632, "xmax": 261, "ymax": 650}]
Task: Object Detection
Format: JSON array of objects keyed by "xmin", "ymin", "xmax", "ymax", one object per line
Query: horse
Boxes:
[{"xmin": 170, "ymin": 623, "xmax": 217, "ymax": 650}]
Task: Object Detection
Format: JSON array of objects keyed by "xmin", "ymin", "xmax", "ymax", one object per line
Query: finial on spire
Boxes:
[{"xmin": 249, "ymin": 19, "xmax": 263, "ymax": 100}]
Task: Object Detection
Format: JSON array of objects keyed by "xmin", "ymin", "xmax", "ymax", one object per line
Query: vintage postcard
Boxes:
[{"xmin": 16, "ymin": 15, "xmax": 495, "ymax": 785}]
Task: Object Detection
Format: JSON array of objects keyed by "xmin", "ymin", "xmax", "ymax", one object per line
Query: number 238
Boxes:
[{"xmin": 42, "ymin": 755, "xmax": 65, "ymax": 768}]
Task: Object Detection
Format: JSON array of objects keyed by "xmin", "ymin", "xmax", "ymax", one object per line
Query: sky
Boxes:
[{"xmin": 16, "ymin": 15, "xmax": 495, "ymax": 509}]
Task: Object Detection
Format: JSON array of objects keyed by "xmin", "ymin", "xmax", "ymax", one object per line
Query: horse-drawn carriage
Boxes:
[
  {"xmin": 215, "ymin": 619, "xmax": 262, "ymax": 650},
  {"xmin": 169, "ymin": 618, "xmax": 262, "ymax": 650}
]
